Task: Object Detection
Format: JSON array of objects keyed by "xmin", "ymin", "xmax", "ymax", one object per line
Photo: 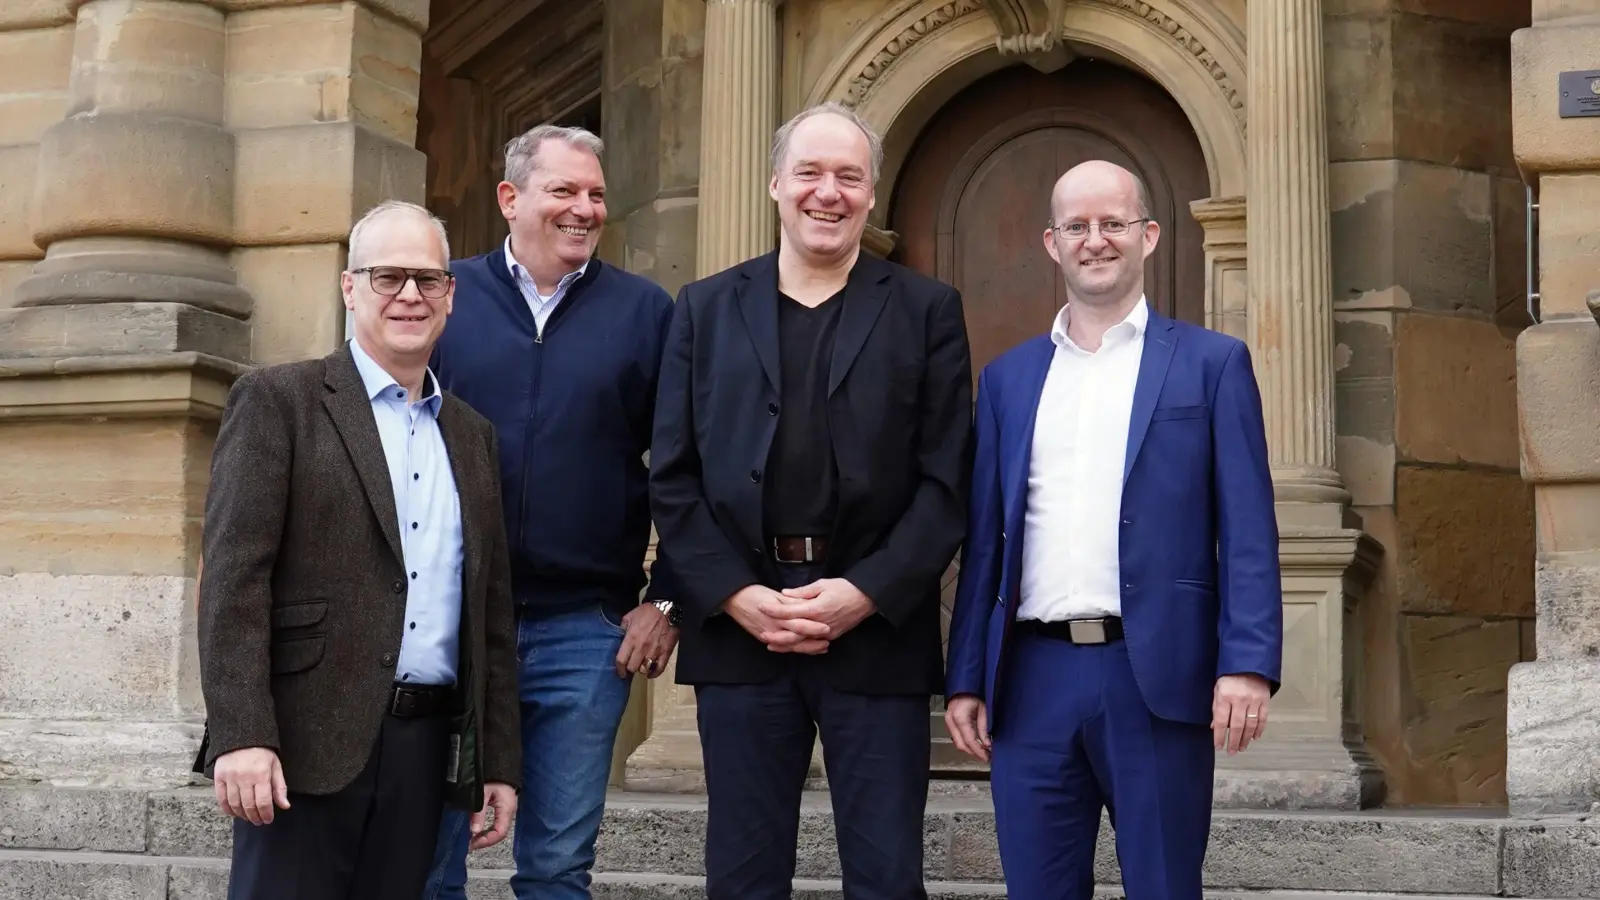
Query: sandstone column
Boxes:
[
  {"xmin": 0, "ymin": 0, "xmax": 427, "ymax": 787},
  {"xmin": 1232, "ymin": 0, "xmax": 1385, "ymax": 809},
  {"xmin": 629, "ymin": 0, "xmax": 783, "ymax": 790},
  {"xmin": 694, "ymin": 0, "xmax": 779, "ymax": 277},
  {"xmin": 1504, "ymin": 2, "xmax": 1600, "ymax": 816}
]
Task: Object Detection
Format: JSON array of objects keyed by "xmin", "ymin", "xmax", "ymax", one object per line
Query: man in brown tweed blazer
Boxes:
[{"xmin": 195, "ymin": 200, "xmax": 521, "ymax": 900}]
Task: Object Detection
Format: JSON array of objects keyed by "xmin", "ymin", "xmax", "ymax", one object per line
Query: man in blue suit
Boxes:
[{"xmin": 943, "ymin": 159, "xmax": 1282, "ymax": 899}]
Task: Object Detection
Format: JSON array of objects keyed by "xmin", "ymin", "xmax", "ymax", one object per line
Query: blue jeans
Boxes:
[{"xmin": 423, "ymin": 602, "xmax": 632, "ymax": 900}]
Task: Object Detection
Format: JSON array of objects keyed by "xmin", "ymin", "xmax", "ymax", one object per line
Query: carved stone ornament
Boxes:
[{"xmin": 841, "ymin": 0, "xmax": 987, "ymax": 109}]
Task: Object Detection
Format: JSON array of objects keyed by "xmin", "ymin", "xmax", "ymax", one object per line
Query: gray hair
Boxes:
[
  {"xmin": 770, "ymin": 101, "xmax": 884, "ymax": 184},
  {"xmin": 347, "ymin": 200, "xmax": 450, "ymax": 270},
  {"xmin": 503, "ymin": 124, "xmax": 605, "ymax": 190}
]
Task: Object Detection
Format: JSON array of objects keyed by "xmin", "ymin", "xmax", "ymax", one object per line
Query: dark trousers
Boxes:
[
  {"xmin": 990, "ymin": 630, "xmax": 1214, "ymax": 900},
  {"xmin": 696, "ymin": 562, "xmax": 932, "ymax": 900},
  {"xmin": 227, "ymin": 699, "xmax": 452, "ymax": 900}
]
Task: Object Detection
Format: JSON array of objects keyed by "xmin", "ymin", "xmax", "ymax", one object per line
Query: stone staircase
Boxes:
[{"xmin": 3, "ymin": 783, "xmax": 1600, "ymax": 898}]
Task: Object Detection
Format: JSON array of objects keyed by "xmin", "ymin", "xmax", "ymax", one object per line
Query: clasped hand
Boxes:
[{"xmin": 724, "ymin": 578, "xmax": 876, "ymax": 653}]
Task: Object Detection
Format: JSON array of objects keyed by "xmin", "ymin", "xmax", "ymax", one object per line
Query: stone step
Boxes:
[
  {"xmin": 0, "ymin": 850, "xmax": 1529, "ymax": 900},
  {"xmin": 4, "ymin": 784, "xmax": 1600, "ymax": 897}
]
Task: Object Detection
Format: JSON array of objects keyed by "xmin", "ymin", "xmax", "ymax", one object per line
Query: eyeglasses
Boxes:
[
  {"xmin": 351, "ymin": 266, "xmax": 454, "ymax": 299},
  {"xmin": 1048, "ymin": 218, "xmax": 1152, "ymax": 239}
]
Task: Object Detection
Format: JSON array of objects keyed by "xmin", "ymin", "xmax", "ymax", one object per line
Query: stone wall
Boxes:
[{"xmin": 1325, "ymin": 0, "xmax": 1535, "ymax": 805}]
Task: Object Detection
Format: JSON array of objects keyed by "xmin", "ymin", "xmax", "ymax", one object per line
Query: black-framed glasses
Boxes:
[
  {"xmin": 1048, "ymin": 218, "xmax": 1152, "ymax": 239},
  {"xmin": 352, "ymin": 266, "xmax": 454, "ymax": 299}
]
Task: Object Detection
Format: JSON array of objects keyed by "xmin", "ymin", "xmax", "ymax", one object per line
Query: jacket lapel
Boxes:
[
  {"xmin": 1124, "ymin": 311, "xmax": 1178, "ymax": 482},
  {"xmin": 827, "ymin": 254, "xmax": 892, "ymax": 397},
  {"xmin": 322, "ymin": 345, "xmax": 404, "ymax": 565},
  {"xmin": 735, "ymin": 252, "xmax": 782, "ymax": 392},
  {"xmin": 435, "ymin": 398, "xmax": 482, "ymax": 604},
  {"xmin": 1001, "ymin": 337, "xmax": 1056, "ymax": 596}
]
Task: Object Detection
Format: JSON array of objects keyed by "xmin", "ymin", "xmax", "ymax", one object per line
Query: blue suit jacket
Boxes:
[{"xmin": 944, "ymin": 308, "xmax": 1283, "ymax": 729}]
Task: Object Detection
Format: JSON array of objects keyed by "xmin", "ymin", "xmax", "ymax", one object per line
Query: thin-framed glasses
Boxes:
[
  {"xmin": 1048, "ymin": 218, "xmax": 1152, "ymax": 240},
  {"xmin": 351, "ymin": 266, "xmax": 454, "ymax": 299}
]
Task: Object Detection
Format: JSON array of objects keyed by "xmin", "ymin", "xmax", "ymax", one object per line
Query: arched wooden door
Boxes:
[{"xmin": 892, "ymin": 59, "xmax": 1210, "ymax": 772}]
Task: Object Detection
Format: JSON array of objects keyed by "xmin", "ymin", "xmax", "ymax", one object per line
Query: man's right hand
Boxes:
[
  {"xmin": 944, "ymin": 694, "xmax": 991, "ymax": 762},
  {"xmin": 724, "ymin": 585, "xmax": 831, "ymax": 654},
  {"xmin": 213, "ymin": 747, "xmax": 290, "ymax": 825}
]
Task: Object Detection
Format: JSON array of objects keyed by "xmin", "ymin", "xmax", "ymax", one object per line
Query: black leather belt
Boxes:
[
  {"xmin": 1015, "ymin": 616, "xmax": 1125, "ymax": 645},
  {"xmin": 389, "ymin": 682, "xmax": 455, "ymax": 718},
  {"xmin": 772, "ymin": 535, "xmax": 829, "ymax": 563}
]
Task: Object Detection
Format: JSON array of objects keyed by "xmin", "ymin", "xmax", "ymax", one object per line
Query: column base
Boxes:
[
  {"xmin": 1507, "ymin": 659, "xmax": 1600, "ymax": 817},
  {"xmin": 1214, "ymin": 735, "xmax": 1386, "ymax": 809}
]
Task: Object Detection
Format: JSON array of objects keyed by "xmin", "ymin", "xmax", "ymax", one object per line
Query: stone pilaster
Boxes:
[
  {"xmin": 0, "ymin": 0, "xmax": 427, "ymax": 788},
  {"xmin": 1190, "ymin": 195, "xmax": 1247, "ymax": 342},
  {"xmin": 694, "ymin": 0, "xmax": 779, "ymax": 277},
  {"xmin": 1504, "ymin": 1, "xmax": 1600, "ymax": 817},
  {"xmin": 1231, "ymin": 0, "xmax": 1385, "ymax": 809}
]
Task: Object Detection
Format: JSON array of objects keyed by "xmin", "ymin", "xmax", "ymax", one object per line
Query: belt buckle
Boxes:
[
  {"xmin": 803, "ymin": 536, "xmax": 815, "ymax": 562},
  {"xmin": 391, "ymin": 686, "xmax": 414, "ymax": 717},
  {"xmin": 1068, "ymin": 618, "xmax": 1108, "ymax": 644}
]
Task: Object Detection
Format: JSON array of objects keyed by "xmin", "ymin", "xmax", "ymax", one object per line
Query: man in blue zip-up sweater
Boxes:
[{"xmin": 422, "ymin": 124, "xmax": 680, "ymax": 900}]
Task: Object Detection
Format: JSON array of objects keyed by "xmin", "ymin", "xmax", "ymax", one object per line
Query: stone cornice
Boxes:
[
  {"xmin": 0, "ymin": 352, "xmax": 247, "ymax": 421},
  {"xmin": 1279, "ymin": 527, "xmax": 1384, "ymax": 588}
]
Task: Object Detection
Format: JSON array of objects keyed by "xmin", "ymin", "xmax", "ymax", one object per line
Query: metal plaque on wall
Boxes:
[{"xmin": 1558, "ymin": 70, "xmax": 1600, "ymax": 118}]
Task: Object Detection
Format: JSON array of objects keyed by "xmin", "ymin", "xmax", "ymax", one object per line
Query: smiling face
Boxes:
[
  {"xmin": 341, "ymin": 209, "xmax": 454, "ymax": 366},
  {"xmin": 1043, "ymin": 160, "xmax": 1160, "ymax": 308},
  {"xmin": 769, "ymin": 112, "xmax": 876, "ymax": 266},
  {"xmin": 499, "ymin": 138, "xmax": 606, "ymax": 277}
]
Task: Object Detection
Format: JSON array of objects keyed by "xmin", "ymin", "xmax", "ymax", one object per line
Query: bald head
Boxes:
[{"xmin": 1049, "ymin": 160, "xmax": 1151, "ymax": 228}]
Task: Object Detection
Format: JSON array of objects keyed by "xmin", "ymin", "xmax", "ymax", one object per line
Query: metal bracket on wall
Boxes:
[{"xmin": 1526, "ymin": 181, "xmax": 1540, "ymax": 325}]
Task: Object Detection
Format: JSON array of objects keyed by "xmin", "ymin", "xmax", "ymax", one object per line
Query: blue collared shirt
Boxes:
[
  {"xmin": 504, "ymin": 235, "xmax": 588, "ymax": 336},
  {"xmin": 349, "ymin": 337, "xmax": 464, "ymax": 686}
]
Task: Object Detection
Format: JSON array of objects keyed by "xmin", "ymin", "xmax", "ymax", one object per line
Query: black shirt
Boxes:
[{"xmin": 763, "ymin": 289, "xmax": 845, "ymax": 536}]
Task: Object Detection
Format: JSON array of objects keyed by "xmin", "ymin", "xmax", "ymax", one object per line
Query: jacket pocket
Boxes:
[
  {"xmin": 1152, "ymin": 404, "xmax": 1208, "ymax": 421},
  {"xmin": 271, "ymin": 599, "xmax": 328, "ymax": 630},
  {"xmin": 269, "ymin": 636, "xmax": 325, "ymax": 674},
  {"xmin": 1175, "ymin": 578, "xmax": 1217, "ymax": 591}
]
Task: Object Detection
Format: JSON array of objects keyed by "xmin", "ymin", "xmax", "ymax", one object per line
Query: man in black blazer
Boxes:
[
  {"xmin": 196, "ymin": 200, "xmax": 520, "ymax": 899},
  {"xmin": 650, "ymin": 102, "xmax": 974, "ymax": 899}
]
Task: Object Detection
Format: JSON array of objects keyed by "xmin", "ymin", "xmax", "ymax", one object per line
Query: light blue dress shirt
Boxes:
[
  {"xmin": 349, "ymin": 337, "xmax": 464, "ymax": 686},
  {"xmin": 504, "ymin": 235, "xmax": 588, "ymax": 337}
]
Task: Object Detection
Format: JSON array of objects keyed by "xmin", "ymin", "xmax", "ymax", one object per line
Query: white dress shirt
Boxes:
[
  {"xmin": 1016, "ymin": 297, "xmax": 1148, "ymax": 622},
  {"xmin": 504, "ymin": 235, "xmax": 588, "ymax": 336}
]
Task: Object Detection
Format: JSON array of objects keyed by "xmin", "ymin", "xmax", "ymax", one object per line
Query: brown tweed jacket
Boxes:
[{"xmin": 194, "ymin": 343, "xmax": 521, "ymax": 802}]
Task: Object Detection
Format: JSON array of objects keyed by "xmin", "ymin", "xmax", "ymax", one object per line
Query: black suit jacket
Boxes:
[
  {"xmin": 649, "ymin": 250, "xmax": 974, "ymax": 695},
  {"xmin": 195, "ymin": 344, "xmax": 521, "ymax": 808}
]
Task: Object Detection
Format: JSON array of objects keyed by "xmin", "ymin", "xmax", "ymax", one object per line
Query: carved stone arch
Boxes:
[{"xmin": 804, "ymin": 0, "xmax": 1248, "ymax": 226}]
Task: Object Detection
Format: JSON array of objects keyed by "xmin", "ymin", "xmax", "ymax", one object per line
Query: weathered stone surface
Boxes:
[
  {"xmin": 1394, "ymin": 312, "xmax": 1519, "ymax": 469},
  {"xmin": 33, "ymin": 114, "xmax": 235, "ymax": 248},
  {"xmin": 165, "ymin": 864, "xmax": 229, "ymax": 900},
  {"xmin": 1512, "ymin": 22, "xmax": 1600, "ymax": 171},
  {"xmin": 1517, "ymin": 320, "xmax": 1600, "ymax": 482},
  {"xmin": 1533, "ymin": 483, "xmax": 1600, "ymax": 555},
  {"xmin": 0, "ymin": 144, "xmax": 42, "ymax": 260},
  {"xmin": 0, "ymin": 420, "xmax": 200, "ymax": 576},
  {"xmin": 0, "ymin": 24, "xmax": 72, "ymax": 145},
  {"xmin": 0, "ymin": 301, "xmax": 250, "ymax": 361},
  {"xmin": 1503, "ymin": 820, "xmax": 1600, "ymax": 898},
  {"xmin": 1507, "ymin": 660, "xmax": 1600, "ymax": 815},
  {"xmin": 1529, "ymin": 173, "xmax": 1600, "ymax": 321},
  {"xmin": 0, "ymin": 720, "xmax": 204, "ymax": 788},
  {"xmin": 1533, "ymin": 554, "xmax": 1600, "ymax": 660},
  {"xmin": 233, "ymin": 244, "xmax": 347, "ymax": 365},
  {"xmin": 0, "ymin": 1, "xmax": 73, "ymax": 30},
  {"xmin": 0, "ymin": 786, "xmax": 145, "ymax": 851},
  {"xmin": 1333, "ymin": 312, "xmax": 1395, "ymax": 507},
  {"xmin": 233, "ymin": 122, "xmax": 426, "ymax": 247},
  {"xmin": 1393, "ymin": 466, "xmax": 1534, "ymax": 618},
  {"xmin": 222, "ymin": 0, "xmax": 430, "ymax": 34},
  {"xmin": 0, "ymin": 856, "xmax": 167, "ymax": 898},
  {"xmin": 1399, "ymin": 615, "xmax": 1521, "ymax": 805},
  {"xmin": 1329, "ymin": 160, "xmax": 1495, "ymax": 315},
  {"xmin": 147, "ymin": 791, "xmax": 230, "ymax": 859},
  {"xmin": 1491, "ymin": 175, "xmax": 1531, "ymax": 329},
  {"xmin": 69, "ymin": 1, "xmax": 226, "ymax": 123}
]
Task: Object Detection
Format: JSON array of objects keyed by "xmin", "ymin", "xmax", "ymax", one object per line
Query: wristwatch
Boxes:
[{"xmin": 650, "ymin": 599, "xmax": 682, "ymax": 628}]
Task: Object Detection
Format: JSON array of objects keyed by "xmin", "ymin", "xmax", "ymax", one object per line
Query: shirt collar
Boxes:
[
  {"xmin": 348, "ymin": 335, "xmax": 441, "ymax": 411},
  {"xmin": 1050, "ymin": 295, "xmax": 1149, "ymax": 352},
  {"xmin": 504, "ymin": 235, "xmax": 588, "ymax": 290}
]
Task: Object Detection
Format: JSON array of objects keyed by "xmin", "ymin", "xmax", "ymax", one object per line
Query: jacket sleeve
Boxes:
[
  {"xmin": 944, "ymin": 369, "xmax": 1002, "ymax": 699},
  {"xmin": 648, "ymin": 289, "xmax": 762, "ymax": 626},
  {"xmin": 197, "ymin": 370, "xmax": 292, "ymax": 766},
  {"xmin": 642, "ymin": 288, "xmax": 680, "ymax": 606},
  {"xmin": 478, "ymin": 421, "xmax": 524, "ymax": 789},
  {"xmin": 1211, "ymin": 341, "xmax": 1284, "ymax": 692},
  {"xmin": 843, "ymin": 286, "xmax": 976, "ymax": 628}
]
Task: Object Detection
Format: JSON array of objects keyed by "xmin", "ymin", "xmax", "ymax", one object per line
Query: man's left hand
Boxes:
[
  {"xmin": 1212, "ymin": 673, "xmax": 1270, "ymax": 754},
  {"xmin": 470, "ymin": 782, "xmax": 516, "ymax": 850},
  {"xmin": 772, "ymin": 579, "xmax": 876, "ymax": 639},
  {"xmin": 615, "ymin": 603, "xmax": 679, "ymax": 679}
]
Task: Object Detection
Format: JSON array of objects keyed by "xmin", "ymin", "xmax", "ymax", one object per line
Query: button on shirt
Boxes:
[
  {"xmin": 1017, "ymin": 297, "xmax": 1147, "ymax": 623},
  {"xmin": 348, "ymin": 337, "xmax": 464, "ymax": 685},
  {"xmin": 505, "ymin": 236, "xmax": 587, "ymax": 336}
]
